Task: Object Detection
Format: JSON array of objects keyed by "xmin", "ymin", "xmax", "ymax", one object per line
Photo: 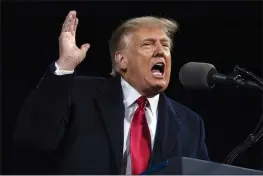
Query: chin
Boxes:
[
  {"xmin": 143, "ymin": 74, "xmax": 170, "ymax": 96},
  {"xmin": 151, "ymin": 79, "xmax": 169, "ymax": 93}
]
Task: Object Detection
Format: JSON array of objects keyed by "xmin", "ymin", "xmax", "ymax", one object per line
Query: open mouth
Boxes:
[{"xmin": 151, "ymin": 62, "xmax": 165, "ymax": 78}]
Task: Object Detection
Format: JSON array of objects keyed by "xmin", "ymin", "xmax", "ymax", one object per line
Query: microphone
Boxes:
[
  {"xmin": 179, "ymin": 62, "xmax": 263, "ymax": 165},
  {"xmin": 179, "ymin": 62, "xmax": 262, "ymax": 90}
]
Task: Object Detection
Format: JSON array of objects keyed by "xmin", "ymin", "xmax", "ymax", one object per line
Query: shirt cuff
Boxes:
[{"xmin": 54, "ymin": 62, "xmax": 74, "ymax": 75}]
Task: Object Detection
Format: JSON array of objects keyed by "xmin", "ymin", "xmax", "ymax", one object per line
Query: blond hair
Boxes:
[{"xmin": 109, "ymin": 16, "xmax": 179, "ymax": 76}]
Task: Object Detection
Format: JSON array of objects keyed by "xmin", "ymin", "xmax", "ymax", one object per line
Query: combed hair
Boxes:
[{"xmin": 109, "ymin": 16, "xmax": 179, "ymax": 76}]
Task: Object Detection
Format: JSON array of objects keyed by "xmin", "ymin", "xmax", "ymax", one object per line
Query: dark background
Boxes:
[{"xmin": 2, "ymin": 1, "xmax": 263, "ymax": 174}]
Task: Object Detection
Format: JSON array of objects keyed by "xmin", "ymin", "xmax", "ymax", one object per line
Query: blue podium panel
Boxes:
[{"xmin": 143, "ymin": 157, "xmax": 263, "ymax": 175}]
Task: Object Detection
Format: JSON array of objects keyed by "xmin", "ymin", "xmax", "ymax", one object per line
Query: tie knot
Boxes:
[{"xmin": 136, "ymin": 96, "xmax": 148, "ymax": 108}]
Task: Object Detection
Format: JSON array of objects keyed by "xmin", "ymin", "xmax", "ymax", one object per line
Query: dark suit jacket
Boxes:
[{"xmin": 13, "ymin": 63, "xmax": 209, "ymax": 174}]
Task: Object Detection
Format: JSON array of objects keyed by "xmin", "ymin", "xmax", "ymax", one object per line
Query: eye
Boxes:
[
  {"xmin": 143, "ymin": 43, "xmax": 152, "ymax": 46},
  {"xmin": 162, "ymin": 43, "xmax": 170, "ymax": 47}
]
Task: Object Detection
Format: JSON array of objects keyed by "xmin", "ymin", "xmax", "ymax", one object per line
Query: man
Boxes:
[{"xmin": 13, "ymin": 10, "xmax": 209, "ymax": 174}]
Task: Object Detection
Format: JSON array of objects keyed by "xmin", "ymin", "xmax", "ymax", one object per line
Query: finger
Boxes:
[
  {"xmin": 64, "ymin": 10, "xmax": 76, "ymax": 25},
  {"xmin": 62, "ymin": 11, "xmax": 75, "ymax": 27},
  {"xmin": 71, "ymin": 18, "xmax": 79, "ymax": 37},
  {"xmin": 81, "ymin": 43, "xmax": 90, "ymax": 54},
  {"xmin": 70, "ymin": 20, "xmax": 75, "ymax": 36},
  {"xmin": 62, "ymin": 15, "xmax": 74, "ymax": 32},
  {"xmin": 69, "ymin": 16, "xmax": 76, "ymax": 36},
  {"xmin": 74, "ymin": 18, "xmax": 79, "ymax": 32},
  {"xmin": 61, "ymin": 24, "xmax": 70, "ymax": 32},
  {"xmin": 61, "ymin": 10, "xmax": 76, "ymax": 32}
]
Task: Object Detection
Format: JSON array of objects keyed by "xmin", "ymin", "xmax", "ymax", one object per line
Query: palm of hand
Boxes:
[{"xmin": 57, "ymin": 11, "xmax": 90, "ymax": 70}]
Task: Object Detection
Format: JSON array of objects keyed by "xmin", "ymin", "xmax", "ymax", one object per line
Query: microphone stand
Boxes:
[
  {"xmin": 224, "ymin": 66, "xmax": 263, "ymax": 165},
  {"xmin": 234, "ymin": 66, "xmax": 263, "ymax": 131},
  {"xmin": 234, "ymin": 65, "xmax": 263, "ymax": 86}
]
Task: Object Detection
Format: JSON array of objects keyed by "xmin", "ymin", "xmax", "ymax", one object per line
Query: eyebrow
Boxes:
[{"xmin": 142, "ymin": 38, "xmax": 170, "ymax": 43}]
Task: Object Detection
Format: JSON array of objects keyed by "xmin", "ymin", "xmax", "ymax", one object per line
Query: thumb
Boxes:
[{"xmin": 80, "ymin": 43, "xmax": 90, "ymax": 54}]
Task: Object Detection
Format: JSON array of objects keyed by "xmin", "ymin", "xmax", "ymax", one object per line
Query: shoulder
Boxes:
[
  {"xmin": 167, "ymin": 97, "xmax": 200, "ymax": 118},
  {"xmin": 166, "ymin": 96, "xmax": 203, "ymax": 127},
  {"xmin": 71, "ymin": 76, "xmax": 106, "ymax": 97},
  {"xmin": 74, "ymin": 75, "xmax": 106, "ymax": 86}
]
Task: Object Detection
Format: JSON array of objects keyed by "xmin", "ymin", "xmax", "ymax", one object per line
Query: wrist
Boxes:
[{"xmin": 56, "ymin": 58, "xmax": 76, "ymax": 71}]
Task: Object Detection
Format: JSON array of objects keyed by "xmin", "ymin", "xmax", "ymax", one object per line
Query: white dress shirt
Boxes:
[
  {"xmin": 121, "ymin": 77, "xmax": 159, "ymax": 153},
  {"xmin": 54, "ymin": 62, "xmax": 159, "ymax": 153}
]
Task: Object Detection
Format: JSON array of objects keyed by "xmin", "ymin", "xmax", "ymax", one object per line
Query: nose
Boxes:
[{"xmin": 153, "ymin": 42, "xmax": 165, "ymax": 57}]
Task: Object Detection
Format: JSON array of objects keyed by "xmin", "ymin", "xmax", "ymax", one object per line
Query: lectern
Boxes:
[{"xmin": 142, "ymin": 157, "xmax": 263, "ymax": 175}]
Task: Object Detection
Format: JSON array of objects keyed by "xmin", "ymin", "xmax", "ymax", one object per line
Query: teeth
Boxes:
[
  {"xmin": 152, "ymin": 72, "xmax": 163, "ymax": 76},
  {"xmin": 156, "ymin": 63, "xmax": 164, "ymax": 66}
]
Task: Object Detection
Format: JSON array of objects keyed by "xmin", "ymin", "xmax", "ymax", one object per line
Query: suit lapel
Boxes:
[
  {"xmin": 149, "ymin": 93, "xmax": 181, "ymax": 167},
  {"xmin": 93, "ymin": 77, "xmax": 181, "ymax": 172},
  {"xmin": 94, "ymin": 76, "xmax": 124, "ymax": 174}
]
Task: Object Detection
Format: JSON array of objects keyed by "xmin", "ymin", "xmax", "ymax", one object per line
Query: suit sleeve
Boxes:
[
  {"xmin": 13, "ymin": 63, "xmax": 75, "ymax": 151},
  {"xmin": 197, "ymin": 116, "xmax": 210, "ymax": 160}
]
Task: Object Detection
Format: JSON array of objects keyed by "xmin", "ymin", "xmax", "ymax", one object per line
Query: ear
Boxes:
[{"xmin": 115, "ymin": 52, "xmax": 128, "ymax": 71}]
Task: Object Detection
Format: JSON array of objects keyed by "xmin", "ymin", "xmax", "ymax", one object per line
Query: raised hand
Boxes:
[{"xmin": 57, "ymin": 10, "xmax": 90, "ymax": 70}]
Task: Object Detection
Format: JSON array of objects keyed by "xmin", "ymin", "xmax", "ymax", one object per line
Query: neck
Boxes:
[{"xmin": 120, "ymin": 74, "xmax": 158, "ymax": 98}]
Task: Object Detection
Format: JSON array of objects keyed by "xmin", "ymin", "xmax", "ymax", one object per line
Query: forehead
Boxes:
[{"xmin": 130, "ymin": 26, "xmax": 169, "ymax": 41}]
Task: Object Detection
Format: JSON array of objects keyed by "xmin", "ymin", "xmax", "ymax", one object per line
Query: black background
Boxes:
[{"xmin": 2, "ymin": 1, "xmax": 263, "ymax": 174}]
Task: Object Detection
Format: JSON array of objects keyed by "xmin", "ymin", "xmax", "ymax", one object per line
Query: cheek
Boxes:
[
  {"xmin": 135, "ymin": 53, "xmax": 152, "ymax": 68},
  {"xmin": 126, "ymin": 49, "xmax": 153, "ymax": 73},
  {"xmin": 167, "ymin": 55, "xmax": 172, "ymax": 67},
  {"xmin": 168, "ymin": 61, "xmax": 172, "ymax": 70},
  {"xmin": 165, "ymin": 58, "xmax": 172, "ymax": 75}
]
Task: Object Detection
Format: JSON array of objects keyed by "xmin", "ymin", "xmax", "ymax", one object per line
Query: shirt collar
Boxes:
[{"xmin": 120, "ymin": 77, "xmax": 159, "ymax": 114}]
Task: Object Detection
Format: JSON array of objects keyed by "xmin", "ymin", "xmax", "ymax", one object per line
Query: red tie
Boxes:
[{"xmin": 130, "ymin": 96, "xmax": 151, "ymax": 175}]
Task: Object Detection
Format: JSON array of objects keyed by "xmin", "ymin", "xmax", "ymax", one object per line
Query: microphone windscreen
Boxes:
[{"xmin": 179, "ymin": 62, "xmax": 216, "ymax": 89}]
